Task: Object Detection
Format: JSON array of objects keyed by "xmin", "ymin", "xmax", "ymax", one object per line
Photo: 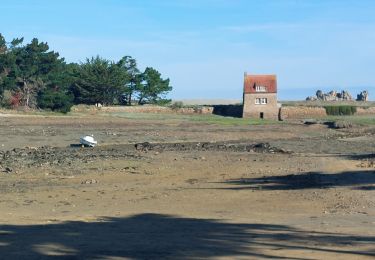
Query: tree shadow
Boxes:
[
  {"xmin": 222, "ymin": 170, "xmax": 375, "ymax": 191},
  {"xmin": 0, "ymin": 213, "xmax": 374, "ymax": 259},
  {"xmin": 344, "ymin": 153, "xmax": 375, "ymax": 161}
]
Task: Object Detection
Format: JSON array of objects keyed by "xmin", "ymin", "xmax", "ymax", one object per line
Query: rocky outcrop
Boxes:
[
  {"xmin": 356, "ymin": 91, "xmax": 369, "ymax": 101},
  {"xmin": 307, "ymin": 90, "xmax": 369, "ymax": 102},
  {"xmin": 307, "ymin": 90, "xmax": 353, "ymax": 101}
]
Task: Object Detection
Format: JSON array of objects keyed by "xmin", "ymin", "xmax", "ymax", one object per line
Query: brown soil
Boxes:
[{"xmin": 0, "ymin": 114, "xmax": 374, "ymax": 259}]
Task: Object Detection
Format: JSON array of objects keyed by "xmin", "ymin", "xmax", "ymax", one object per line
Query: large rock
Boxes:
[
  {"xmin": 308, "ymin": 90, "xmax": 353, "ymax": 101},
  {"xmin": 356, "ymin": 90, "xmax": 369, "ymax": 101},
  {"xmin": 306, "ymin": 96, "xmax": 317, "ymax": 101}
]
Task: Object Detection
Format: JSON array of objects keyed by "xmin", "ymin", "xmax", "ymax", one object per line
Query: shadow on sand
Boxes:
[
  {"xmin": 222, "ymin": 170, "xmax": 375, "ymax": 191},
  {"xmin": 0, "ymin": 213, "xmax": 374, "ymax": 259}
]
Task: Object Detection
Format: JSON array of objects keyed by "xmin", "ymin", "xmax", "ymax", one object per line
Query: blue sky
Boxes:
[{"xmin": 1, "ymin": 0, "xmax": 374, "ymax": 100}]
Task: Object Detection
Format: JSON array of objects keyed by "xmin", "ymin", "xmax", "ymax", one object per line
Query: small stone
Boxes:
[{"xmin": 81, "ymin": 179, "xmax": 98, "ymax": 184}]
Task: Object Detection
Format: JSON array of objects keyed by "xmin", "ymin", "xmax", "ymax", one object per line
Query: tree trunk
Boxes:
[
  {"xmin": 128, "ymin": 92, "xmax": 132, "ymax": 106},
  {"xmin": 24, "ymin": 79, "xmax": 30, "ymax": 108},
  {"xmin": 138, "ymin": 96, "xmax": 144, "ymax": 105}
]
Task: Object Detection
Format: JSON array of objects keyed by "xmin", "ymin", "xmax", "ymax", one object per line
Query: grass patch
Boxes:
[
  {"xmin": 324, "ymin": 115, "xmax": 375, "ymax": 126},
  {"xmin": 97, "ymin": 112, "xmax": 280, "ymax": 126}
]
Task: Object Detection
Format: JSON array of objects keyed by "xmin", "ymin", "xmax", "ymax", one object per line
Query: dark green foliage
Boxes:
[
  {"xmin": 137, "ymin": 67, "xmax": 172, "ymax": 105},
  {"xmin": 1, "ymin": 33, "xmax": 173, "ymax": 110},
  {"xmin": 37, "ymin": 88, "xmax": 74, "ymax": 113},
  {"xmin": 117, "ymin": 56, "xmax": 141, "ymax": 105},
  {"xmin": 324, "ymin": 105, "xmax": 357, "ymax": 115},
  {"xmin": 70, "ymin": 56, "xmax": 127, "ymax": 105},
  {"xmin": 0, "ymin": 34, "xmax": 66, "ymax": 108}
]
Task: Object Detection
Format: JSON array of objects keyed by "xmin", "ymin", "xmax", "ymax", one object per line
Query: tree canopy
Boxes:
[{"xmin": 0, "ymin": 33, "xmax": 173, "ymax": 112}]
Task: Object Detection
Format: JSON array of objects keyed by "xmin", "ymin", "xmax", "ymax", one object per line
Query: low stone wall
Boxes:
[
  {"xmin": 280, "ymin": 106, "xmax": 327, "ymax": 120},
  {"xmin": 71, "ymin": 105, "xmax": 214, "ymax": 115},
  {"xmin": 71, "ymin": 104, "xmax": 375, "ymax": 119}
]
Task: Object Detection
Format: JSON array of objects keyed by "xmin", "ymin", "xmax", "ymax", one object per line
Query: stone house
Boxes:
[{"xmin": 242, "ymin": 73, "xmax": 279, "ymax": 120}]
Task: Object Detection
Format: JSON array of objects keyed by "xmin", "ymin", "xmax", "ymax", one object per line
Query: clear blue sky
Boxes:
[{"xmin": 1, "ymin": 0, "xmax": 374, "ymax": 100}]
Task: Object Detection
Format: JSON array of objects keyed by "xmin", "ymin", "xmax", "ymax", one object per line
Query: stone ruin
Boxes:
[{"xmin": 306, "ymin": 90, "xmax": 369, "ymax": 101}]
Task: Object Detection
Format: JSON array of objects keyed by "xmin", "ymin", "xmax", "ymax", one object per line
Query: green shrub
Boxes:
[
  {"xmin": 324, "ymin": 105, "xmax": 357, "ymax": 115},
  {"xmin": 1, "ymin": 90, "xmax": 13, "ymax": 108},
  {"xmin": 155, "ymin": 99, "xmax": 172, "ymax": 106},
  {"xmin": 37, "ymin": 89, "xmax": 74, "ymax": 113},
  {"xmin": 170, "ymin": 101, "xmax": 184, "ymax": 110}
]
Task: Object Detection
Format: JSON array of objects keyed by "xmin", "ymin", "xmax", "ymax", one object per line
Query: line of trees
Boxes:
[{"xmin": 0, "ymin": 34, "xmax": 172, "ymax": 113}]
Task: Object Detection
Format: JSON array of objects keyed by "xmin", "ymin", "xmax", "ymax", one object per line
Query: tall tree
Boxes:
[
  {"xmin": 71, "ymin": 56, "xmax": 126, "ymax": 105},
  {"xmin": 0, "ymin": 34, "xmax": 16, "ymax": 100},
  {"xmin": 5, "ymin": 38, "xmax": 63, "ymax": 107},
  {"xmin": 117, "ymin": 56, "xmax": 141, "ymax": 105},
  {"xmin": 137, "ymin": 67, "xmax": 172, "ymax": 105},
  {"xmin": 36, "ymin": 62, "xmax": 77, "ymax": 113}
]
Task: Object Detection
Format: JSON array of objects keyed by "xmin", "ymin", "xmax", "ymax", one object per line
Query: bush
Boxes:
[
  {"xmin": 155, "ymin": 99, "xmax": 172, "ymax": 106},
  {"xmin": 324, "ymin": 105, "xmax": 357, "ymax": 115},
  {"xmin": 1, "ymin": 90, "xmax": 14, "ymax": 108},
  {"xmin": 170, "ymin": 101, "xmax": 184, "ymax": 110},
  {"xmin": 37, "ymin": 89, "xmax": 74, "ymax": 113}
]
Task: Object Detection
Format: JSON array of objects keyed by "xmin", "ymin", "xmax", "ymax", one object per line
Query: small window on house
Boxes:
[
  {"xmin": 255, "ymin": 85, "xmax": 266, "ymax": 92},
  {"xmin": 255, "ymin": 98, "xmax": 267, "ymax": 105}
]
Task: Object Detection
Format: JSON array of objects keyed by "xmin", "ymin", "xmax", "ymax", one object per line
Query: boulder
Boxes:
[
  {"xmin": 306, "ymin": 96, "xmax": 317, "ymax": 101},
  {"xmin": 356, "ymin": 90, "xmax": 369, "ymax": 101}
]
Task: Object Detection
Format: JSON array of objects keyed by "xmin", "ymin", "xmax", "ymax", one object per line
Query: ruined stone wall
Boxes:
[
  {"xmin": 242, "ymin": 93, "xmax": 278, "ymax": 120},
  {"xmin": 279, "ymin": 106, "xmax": 327, "ymax": 120}
]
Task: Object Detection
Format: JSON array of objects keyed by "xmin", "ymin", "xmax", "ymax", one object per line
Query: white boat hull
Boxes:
[{"xmin": 80, "ymin": 136, "xmax": 97, "ymax": 147}]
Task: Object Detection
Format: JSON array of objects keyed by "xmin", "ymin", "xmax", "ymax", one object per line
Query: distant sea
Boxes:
[{"xmin": 173, "ymin": 86, "xmax": 374, "ymax": 105}]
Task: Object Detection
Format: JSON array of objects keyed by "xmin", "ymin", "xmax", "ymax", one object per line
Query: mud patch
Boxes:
[{"xmin": 134, "ymin": 141, "xmax": 290, "ymax": 154}]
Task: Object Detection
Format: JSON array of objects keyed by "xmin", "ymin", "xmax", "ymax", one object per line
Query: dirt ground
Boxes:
[{"xmin": 0, "ymin": 113, "xmax": 374, "ymax": 259}]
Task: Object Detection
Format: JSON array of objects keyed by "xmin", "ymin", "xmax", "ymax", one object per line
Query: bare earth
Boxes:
[{"xmin": 0, "ymin": 113, "xmax": 374, "ymax": 259}]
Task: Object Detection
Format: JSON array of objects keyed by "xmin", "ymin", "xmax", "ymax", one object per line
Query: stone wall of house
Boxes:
[
  {"xmin": 242, "ymin": 93, "xmax": 278, "ymax": 120},
  {"xmin": 279, "ymin": 106, "xmax": 327, "ymax": 120}
]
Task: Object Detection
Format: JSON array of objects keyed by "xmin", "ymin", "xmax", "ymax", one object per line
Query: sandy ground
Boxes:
[{"xmin": 0, "ymin": 113, "xmax": 374, "ymax": 259}]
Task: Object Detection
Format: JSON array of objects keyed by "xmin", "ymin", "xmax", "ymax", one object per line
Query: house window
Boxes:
[
  {"xmin": 255, "ymin": 85, "xmax": 266, "ymax": 92},
  {"xmin": 255, "ymin": 98, "xmax": 267, "ymax": 105}
]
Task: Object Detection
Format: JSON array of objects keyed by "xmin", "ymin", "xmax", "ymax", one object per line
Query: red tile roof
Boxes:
[{"xmin": 244, "ymin": 74, "xmax": 277, "ymax": 93}]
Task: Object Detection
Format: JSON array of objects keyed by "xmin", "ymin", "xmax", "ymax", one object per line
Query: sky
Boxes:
[{"xmin": 1, "ymin": 0, "xmax": 374, "ymax": 100}]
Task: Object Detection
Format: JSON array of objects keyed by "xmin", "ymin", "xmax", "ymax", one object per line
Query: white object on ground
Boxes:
[{"xmin": 80, "ymin": 135, "xmax": 98, "ymax": 147}]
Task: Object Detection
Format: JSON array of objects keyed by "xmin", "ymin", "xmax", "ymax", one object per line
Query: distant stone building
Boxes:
[{"xmin": 242, "ymin": 73, "xmax": 279, "ymax": 120}]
